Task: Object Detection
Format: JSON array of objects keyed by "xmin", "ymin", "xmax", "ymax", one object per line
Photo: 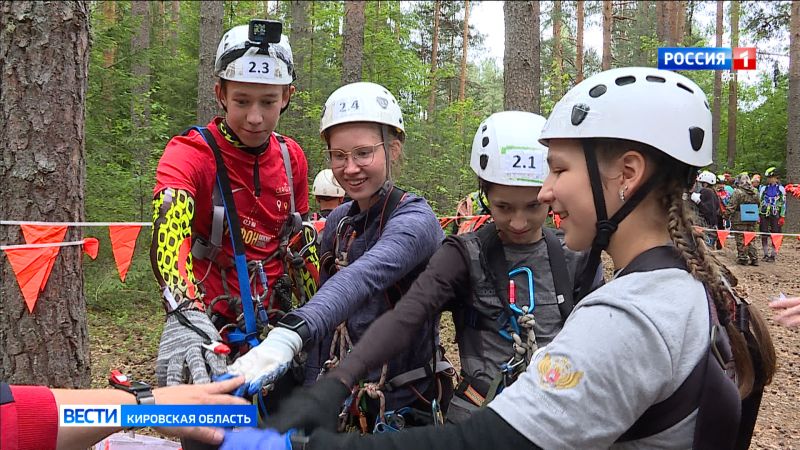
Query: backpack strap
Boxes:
[
  {"xmin": 542, "ymin": 227, "xmax": 574, "ymax": 321},
  {"xmin": 613, "ymin": 246, "xmax": 741, "ymax": 448},
  {"xmin": 274, "ymin": 133, "xmax": 295, "ymax": 215},
  {"xmin": 378, "ymin": 185, "xmax": 414, "ymax": 307}
]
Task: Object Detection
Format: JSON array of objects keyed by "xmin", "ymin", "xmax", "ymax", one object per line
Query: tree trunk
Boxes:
[
  {"xmin": 458, "ymin": 0, "xmax": 470, "ymax": 102},
  {"xmin": 636, "ymin": 0, "xmax": 650, "ymax": 66},
  {"xmin": 131, "ymin": 0, "xmax": 150, "ymax": 126},
  {"xmin": 552, "ymin": 0, "xmax": 563, "ymax": 98},
  {"xmin": 342, "ymin": 0, "xmax": 366, "ymax": 84},
  {"xmin": 504, "ymin": 1, "xmax": 536, "ymax": 112},
  {"xmin": 602, "ymin": 0, "xmax": 612, "ymax": 70},
  {"xmin": 197, "ymin": 0, "xmax": 223, "ymax": 125},
  {"xmin": 786, "ymin": 0, "xmax": 800, "ymax": 233},
  {"xmin": 291, "ymin": 0, "xmax": 309, "ymax": 91},
  {"xmin": 131, "ymin": 0, "xmax": 151, "ymax": 220},
  {"xmin": 712, "ymin": 0, "xmax": 723, "ymax": 170},
  {"xmin": 656, "ymin": 1, "xmax": 667, "ymax": 44},
  {"xmin": 171, "ymin": 1, "xmax": 180, "ymax": 56},
  {"xmin": 427, "ymin": 0, "xmax": 441, "ymax": 119},
  {"xmin": 102, "ymin": 1, "xmax": 116, "ymax": 68},
  {"xmin": 531, "ymin": 0, "xmax": 541, "ymax": 113},
  {"xmin": 727, "ymin": 0, "xmax": 739, "ymax": 170},
  {"xmin": 0, "ymin": 0, "xmax": 91, "ymax": 388},
  {"xmin": 576, "ymin": 0, "xmax": 585, "ymax": 83},
  {"xmin": 674, "ymin": 0, "xmax": 686, "ymax": 45},
  {"xmin": 157, "ymin": 1, "xmax": 166, "ymax": 45}
]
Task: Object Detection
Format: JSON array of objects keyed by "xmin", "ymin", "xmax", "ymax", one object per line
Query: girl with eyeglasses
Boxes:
[{"xmin": 227, "ymin": 82, "xmax": 453, "ymax": 430}]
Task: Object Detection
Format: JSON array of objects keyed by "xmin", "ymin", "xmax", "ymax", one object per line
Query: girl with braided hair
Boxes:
[{"xmin": 220, "ymin": 68, "xmax": 776, "ymax": 450}]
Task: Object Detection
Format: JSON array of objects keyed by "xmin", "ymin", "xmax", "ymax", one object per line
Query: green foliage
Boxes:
[{"xmin": 84, "ymin": 0, "xmax": 789, "ymax": 222}]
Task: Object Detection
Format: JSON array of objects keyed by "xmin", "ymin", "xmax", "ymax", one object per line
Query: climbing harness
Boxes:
[
  {"xmin": 181, "ymin": 126, "xmax": 319, "ymax": 351},
  {"xmin": 320, "ymin": 186, "xmax": 454, "ymax": 432}
]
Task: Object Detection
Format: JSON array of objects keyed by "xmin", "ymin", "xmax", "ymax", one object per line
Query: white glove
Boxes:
[
  {"xmin": 226, "ymin": 327, "xmax": 302, "ymax": 396},
  {"xmin": 690, "ymin": 192, "xmax": 702, "ymax": 204}
]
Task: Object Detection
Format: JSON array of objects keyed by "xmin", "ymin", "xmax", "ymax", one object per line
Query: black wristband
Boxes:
[
  {"xmin": 278, "ymin": 313, "xmax": 312, "ymax": 345},
  {"xmin": 109, "ymin": 371, "xmax": 156, "ymax": 405}
]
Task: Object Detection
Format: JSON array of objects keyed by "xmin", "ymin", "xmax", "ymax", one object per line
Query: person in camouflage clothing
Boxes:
[{"xmin": 726, "ymin": 173, "xmax": 760, "ymax": 265}]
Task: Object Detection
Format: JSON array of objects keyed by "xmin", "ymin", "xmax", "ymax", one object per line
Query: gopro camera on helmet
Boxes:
[{"xmin": 249, "ymin": 19, "xmax": 282, "ymax": 45}]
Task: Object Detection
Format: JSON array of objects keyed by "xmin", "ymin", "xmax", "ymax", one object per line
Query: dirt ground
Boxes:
[{"xmin": 90, "ymin": 237, "xmax": 800, "ymax": 448}]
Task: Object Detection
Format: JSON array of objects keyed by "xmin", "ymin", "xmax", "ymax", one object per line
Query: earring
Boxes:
[{"xmin": 619, "ymin": 186, "xmax": 628, "ymax": 202}]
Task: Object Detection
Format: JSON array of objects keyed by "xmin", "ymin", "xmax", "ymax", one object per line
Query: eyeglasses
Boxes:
[{"xmin": 325, "ymin": 142, "xmax": 383, "ymax": 169}]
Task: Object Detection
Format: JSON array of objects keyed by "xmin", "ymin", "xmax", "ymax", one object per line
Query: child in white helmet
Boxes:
[
  {"xmin": 227, "ymin": 82, "xmax": 450, "ymax": 429},
  {"xmin": 149, "ymin": 21, "xmax": 308, "ymax": 450},
  {"xmin": 220, "ymin": 69, "xmax": 776, "ymax": 450},
  {"xmin": 237, "ymin": 111, "xmax": 599, "ymax": 433},
  {"xmin": 311, "ymin": 169, "xmax": 346, "ymax": 219}
]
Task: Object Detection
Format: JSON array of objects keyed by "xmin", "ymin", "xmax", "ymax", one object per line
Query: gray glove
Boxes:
[{"xmin": 156, "ymin": 310, "xmax": 228, "ymax": 386}]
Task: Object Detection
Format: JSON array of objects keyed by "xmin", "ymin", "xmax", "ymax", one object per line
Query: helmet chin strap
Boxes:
[{"xmin": 576, "ymin": 141, "xmax": 664, "ymax": 299}]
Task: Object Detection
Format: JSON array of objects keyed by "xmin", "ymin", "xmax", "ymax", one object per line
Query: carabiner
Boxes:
[{"xmin": 508, "ymin": 267, "xmax": 535, "ymax": 315}]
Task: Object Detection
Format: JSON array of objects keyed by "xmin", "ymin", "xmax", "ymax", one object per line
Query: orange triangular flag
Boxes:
[
  {"xmin": 743, "ymin": 231, "xmax": 756, "ymax": 246},
  {"xmin": 20, "ymin": 224, "xmax": 67, "ymax": 292},
  {"xmin": 716, "ymin": 230, "xmax": 730, "ymax": 244},
  {"xmin": 108, "ymin": 225, "xmax": 141, "ymax": 282},
  {"xmin": 4, "ymin": 247, "xmax": 56, "ymax": 313},
  {"xmin": 313, "ymin": 220, "xmax": 326, "ymax": 234},
  {"xmin": 553, "ymin": 213, "xmax": 562, "ymax": 229},
  {"xmin": 770, "ymin": 233, "xmax": 784, "ymax": 253},
  {"xmin": 83, "ymin": 237, "xmax": 99, "ymax": 260}
]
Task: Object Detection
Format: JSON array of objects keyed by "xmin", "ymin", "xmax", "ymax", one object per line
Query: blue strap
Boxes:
[{"xmin": 190, "ymin": 126, "xmax": 259, "ymax": 348}]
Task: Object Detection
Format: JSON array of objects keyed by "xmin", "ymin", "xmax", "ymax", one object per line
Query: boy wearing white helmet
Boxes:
[
  {"xmin": 227, "ymin": 111, "xmax": 599, "ymax": 432},
  {"xmin": 220, "ymin": 69, "xmax": 776, "ymax": 450},
  {"xmin": 691, "ymin": 170, "xmax": 722, "ymax": 248},
  {"xmin": 227, "ymin": 82, "xmax": 450, "ymax": 430},
  {"xmin": 311, "ymin": 169, "xmax": 345, "ymax": 219},
  {"xmin": 148, "ymin": 20, "xmax": 309, "ymax": 437}
]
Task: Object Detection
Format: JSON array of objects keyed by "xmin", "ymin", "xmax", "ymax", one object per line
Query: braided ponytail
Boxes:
[
  {"xmin": 596, "ymin": 139, "xmax": 776, "ymax": 398},
  {"xmin": 661, "ymin": 180, "xmax": 778, "ymax": 396}
]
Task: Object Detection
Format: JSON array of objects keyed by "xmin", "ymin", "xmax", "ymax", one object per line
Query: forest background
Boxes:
[{"xmin": 1, "ymin": 0, "xmax": 798, "ymax": 402}]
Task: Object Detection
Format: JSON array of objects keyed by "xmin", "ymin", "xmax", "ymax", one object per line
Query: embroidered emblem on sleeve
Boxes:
[{"xmin": 537, "ymin": 353, "xmax": 584, "ymax": 390}]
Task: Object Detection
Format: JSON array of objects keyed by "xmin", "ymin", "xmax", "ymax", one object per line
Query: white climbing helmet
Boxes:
[
  {"xmin": 320, "ymin": 82, "xmax": 404, "ymax": 139},
  {"xmin": 215, "ymin": 25, "xmax": 294, "ymax": 85},
  {"xmin": 540, "ymin": 67, "xmax": 712, "ymax": 168},
  {"xmin": 470, "ymin": 111, "xmax": 549, "ymax": 186},
  {"xmin": 312, "ymin": 169, "xmax": 345, "ymax": 197},
  {"xmin": 697, "ymin": 170, "xmax": 717, "ymax": 185}
]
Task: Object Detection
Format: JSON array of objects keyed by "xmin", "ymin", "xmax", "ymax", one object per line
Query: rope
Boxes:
[{"xmin": 509, "ymin": 306, "xmax": 538, "ymax": 374}]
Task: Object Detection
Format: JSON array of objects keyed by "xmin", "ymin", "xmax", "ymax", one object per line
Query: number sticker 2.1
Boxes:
[{"xmin": 502, "ymin": 148, "xmax": 545, "ymax": 179}]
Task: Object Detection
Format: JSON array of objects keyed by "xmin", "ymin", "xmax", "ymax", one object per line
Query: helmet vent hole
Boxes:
[
  {"xmin": 645, "ymin": 75, "xmax": 665, "ymax": 83},
  {"xmin": 479, "ymin": 154, "xmax": 489, "ymax": 170},
  {"xmin": 589, "ymin": 84, "xmax": 607, "ymax": 98},
  {"xmin": 615, "ymin": 76, "xmax": 636, "ymax": 86},
  {"xmin": 689, "ymin": 127, "xmax": 705, "ymax": 151},
  {"xmin": 482, "ymin": 136, "xmax": 490, "ymax": 147},
  {"xmin": 704, "ymin": 100, "xmax": 710, "ymax": 110},
  {"xmin": 481, "ymin": 124, "xmax": 487, "ymax": 133},
  {"xmin": 677, "ymin": 83, "xmax": 694, "ymax": 94}
]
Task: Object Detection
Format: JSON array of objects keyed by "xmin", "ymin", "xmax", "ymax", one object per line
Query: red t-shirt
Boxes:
[
  {"xmin": 154, "ymin": 118, "xmax": 309, "ymax": 320},
  {"xmin": 0, "ymin": 384, "xmax": 58, "ymax": 450}
]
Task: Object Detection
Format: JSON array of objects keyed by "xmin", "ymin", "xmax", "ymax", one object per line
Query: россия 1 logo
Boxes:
[{"xmin": 658, "ymin": 47, "xmax": 757, "ymax": 70}]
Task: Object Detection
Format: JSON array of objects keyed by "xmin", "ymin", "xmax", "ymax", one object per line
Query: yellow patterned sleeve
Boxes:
[{"xmin": 151, "ymin": 188, "xmax": 203, "ymax": 310}]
